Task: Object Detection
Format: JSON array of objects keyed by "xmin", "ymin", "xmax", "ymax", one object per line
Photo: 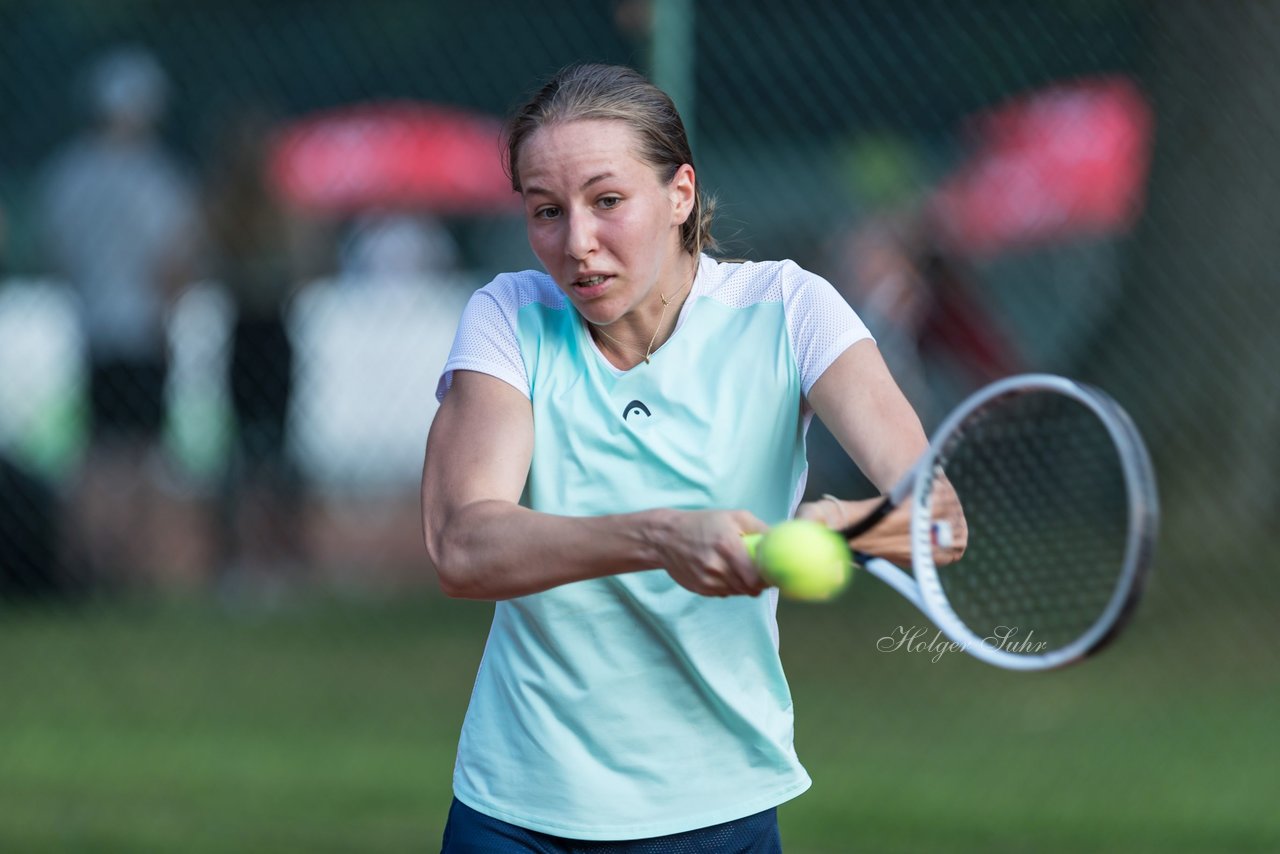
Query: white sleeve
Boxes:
[
  {"xmin": 780, "ymin": 261, "xmax": 873, "ymax": 396},
  {"xmin": 435, "ymin": 279, "xmax": 531, "ymax": 403}
]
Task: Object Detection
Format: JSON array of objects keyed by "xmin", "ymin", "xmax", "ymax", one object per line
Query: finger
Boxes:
[
  {"xmin": 722, "ymin": 564, "xmax": 753, "ymax": 596},
  {"xmin": 742, "ymin": 567, "xmax": 771, "ymax": 597},
  {"xmin": 723, "ymin": 546, "xmax": 769, "ymax": 596},
  {"xmin": 731, "ymin": 510, "xmax": 769, "ymax": 535},
  {"xmin": 795, "ymin": 496, "xmax": 844, "ymax": 528},
  {"xmin": 793, "ymin": 502, "xmax": 825, "ymax": 523}
]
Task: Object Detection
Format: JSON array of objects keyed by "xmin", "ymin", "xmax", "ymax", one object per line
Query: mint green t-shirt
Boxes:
[{"xmin": 436, "ymin": 255, "xmax": 870, "ymax": 840}]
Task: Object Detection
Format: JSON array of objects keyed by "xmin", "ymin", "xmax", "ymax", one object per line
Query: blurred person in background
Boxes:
[
  {"xmin": 36, "ymin": 46, "xmax": 202, "ymax": 588},
  {"xmin": 338, "ymin": 212, "xmax": 460, "ymax": 284},
  {"xmin": 825, "ymin": 209, "xmax": 1022, "ymax": 427},
  {"xmin": 807, "ymin": 208, "xmax": 1022, "ymax": 502},
  {"xmin": 203, "ymin": 106, "xmax": 321, "ymax": 596}
]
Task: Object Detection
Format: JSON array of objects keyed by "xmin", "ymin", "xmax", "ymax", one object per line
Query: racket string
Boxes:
[{"xmin": 930, "ymin": 390, "xmax": 1131, "ymax": 651}]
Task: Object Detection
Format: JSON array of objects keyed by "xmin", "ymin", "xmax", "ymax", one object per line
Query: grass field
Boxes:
[{"xmin": 1, "ymin": 582, "xmax": 1276, "ymax": 853}]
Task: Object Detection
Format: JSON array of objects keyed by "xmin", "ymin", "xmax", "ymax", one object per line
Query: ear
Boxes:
[{"xmin": 669, "ymin": 163, "xmax": 696, "ymax": 226}]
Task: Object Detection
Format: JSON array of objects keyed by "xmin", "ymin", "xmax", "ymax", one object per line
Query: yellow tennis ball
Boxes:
[{"xmin": 746, "ymin": 519, "xmax": 853, "ymax": 602}]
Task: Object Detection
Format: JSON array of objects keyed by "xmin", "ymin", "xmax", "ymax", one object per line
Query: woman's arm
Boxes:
[
  {"xmin": 807, "ymin": 339, "xmax": 928, "ymax": 491},
  {"xmin": 799, "ymin": 339, "xmax": 966, "ymax": 564},
  {"xmin": 420, "ymin": 370, "xmax": 768, "ymax": 600}
]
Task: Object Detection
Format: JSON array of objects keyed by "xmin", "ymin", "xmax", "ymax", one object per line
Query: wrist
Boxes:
[{"xmin": 633, "ymin": 507, "xmax": 679, "ymax": 567}]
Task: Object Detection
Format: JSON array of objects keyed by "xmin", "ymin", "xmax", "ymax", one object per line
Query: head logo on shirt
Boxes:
[{"xmin": 622, "ymin": 400, "xmax": 652, "ymax": 421}]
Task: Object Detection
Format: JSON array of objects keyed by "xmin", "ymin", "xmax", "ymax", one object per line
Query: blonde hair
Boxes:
[{"xmin": 505, "ymin": 63, "xmax": 716, "ymax": 258}]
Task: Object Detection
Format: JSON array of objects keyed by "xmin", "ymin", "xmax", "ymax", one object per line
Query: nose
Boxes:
[{"xmin": 565, "ymin": 210, "xmax": 597, "ymax": 260}]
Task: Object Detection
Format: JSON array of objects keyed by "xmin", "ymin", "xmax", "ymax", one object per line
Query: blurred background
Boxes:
[{"xmin": 0, "ymin": 1, "xmax": 1276, "ymax": 851}]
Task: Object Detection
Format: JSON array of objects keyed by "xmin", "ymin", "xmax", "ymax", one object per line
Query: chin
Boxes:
[
  {"xmin": 573, "ymin": 301, "xmax": 625, "ymax": 327},
  {"xmin": 561, "ymin": 288, "xmax": 625, "ymax": 325}
]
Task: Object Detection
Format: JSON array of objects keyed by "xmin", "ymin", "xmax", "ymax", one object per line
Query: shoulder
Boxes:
[
  {"xmin": 696, "ymin": 256, "xmax": 826, "ymax": 307},
  {"xmin": 474, "ymin": 269, "xmax": 569, "ymax": 316},
  {"xmin": 452, "ymin": 269, "xmax": 571, "ymax": 356},
  {"xmin": 440, "ymin": 270, "xmax": 565, "ymax": 403}
]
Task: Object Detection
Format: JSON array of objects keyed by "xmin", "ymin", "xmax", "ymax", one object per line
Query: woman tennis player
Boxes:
[{"xmin": 422, "ymin": 63, "xmax": 932, "ymax": 852}]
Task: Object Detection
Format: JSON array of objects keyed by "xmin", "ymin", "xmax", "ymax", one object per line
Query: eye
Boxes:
[
  {"xmin": 532, "ymin": 205, "xmax": 561, "ymax": 220},
  {"xmin": 597, "ymin": 195, "xmax": 622, "ymax": 210}
]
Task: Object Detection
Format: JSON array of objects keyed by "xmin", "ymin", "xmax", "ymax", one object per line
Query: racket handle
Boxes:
[{"xmin": 836, "ymin": 496, "xmax": 894, "ymax": 540}]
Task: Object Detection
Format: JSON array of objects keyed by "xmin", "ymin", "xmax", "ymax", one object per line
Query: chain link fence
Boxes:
[
  {"xmin": 3, "ymin": 0, "xmax": 1273, "ymax": 634},
  {"xmin": 0, "ymin": 0, "xmax": 1276, "ymax": 849}
]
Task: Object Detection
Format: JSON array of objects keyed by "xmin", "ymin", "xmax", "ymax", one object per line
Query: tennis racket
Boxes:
[{"xmin": 820, "ymin": 373, "xmax": 1156, "ymax": 671}]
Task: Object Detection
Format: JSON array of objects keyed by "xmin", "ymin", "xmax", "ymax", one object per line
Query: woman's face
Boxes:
[{"xmin": 517, "ymin": 119, "xmax": 695, "ymax": 327}]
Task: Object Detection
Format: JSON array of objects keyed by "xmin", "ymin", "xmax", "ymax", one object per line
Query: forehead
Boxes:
[{"xmin": 517, "ymin": 119, "xmax": 654, "ymax": 192}]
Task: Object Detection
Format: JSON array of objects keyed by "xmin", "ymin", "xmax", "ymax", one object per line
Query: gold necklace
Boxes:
[{"xmin": 591, "ymin": 272, "xmax": 694, "ymax": 365}]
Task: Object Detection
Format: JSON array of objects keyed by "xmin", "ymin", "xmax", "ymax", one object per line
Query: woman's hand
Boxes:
[
  {"xmin": 794, "ymin": 495, "xmax": 914, "ymax": 565},
  {"xmin": 653, "ymin": 510, "xmax": 770, "ymax": 598},
  {"xmin": 796, "ymin": 481, "xmax": 967, "ymax": 568}
]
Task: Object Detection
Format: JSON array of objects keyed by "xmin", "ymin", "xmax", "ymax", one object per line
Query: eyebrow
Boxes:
[{"xmin": 523, "ymin": 172, "xmax": 615, "ymax": 198}]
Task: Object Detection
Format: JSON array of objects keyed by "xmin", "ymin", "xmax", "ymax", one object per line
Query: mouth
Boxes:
[{"xmin": 570, "ymin": 274, "xmax": 613, "ymax": 297}]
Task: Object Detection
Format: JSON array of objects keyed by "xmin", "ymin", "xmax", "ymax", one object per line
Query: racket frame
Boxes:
[{"xmin": 848, "ymin": 373, "xmax": 1158, "ymax": 671}]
